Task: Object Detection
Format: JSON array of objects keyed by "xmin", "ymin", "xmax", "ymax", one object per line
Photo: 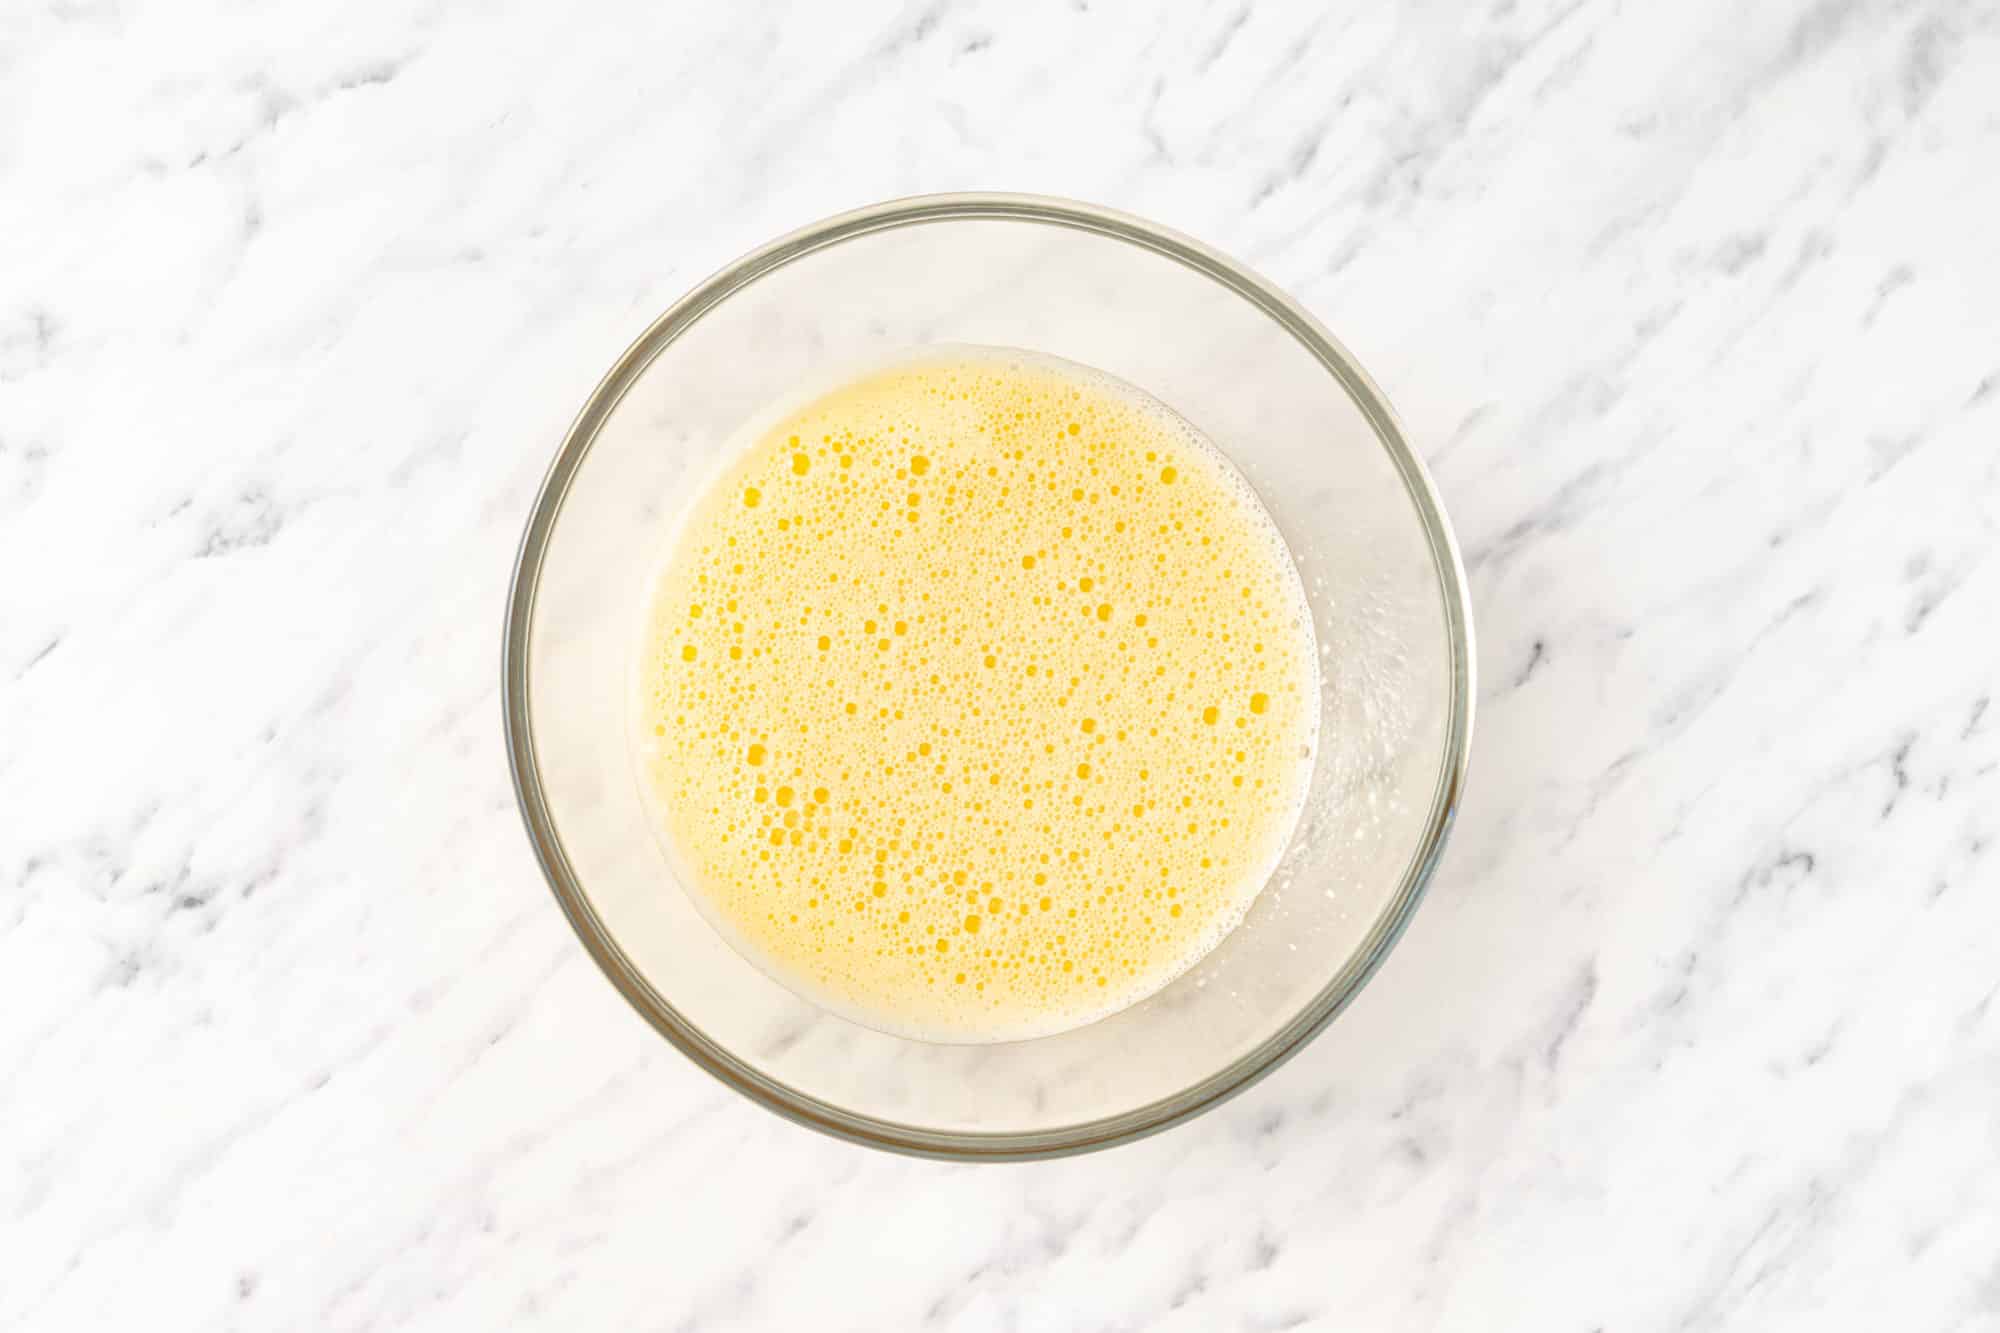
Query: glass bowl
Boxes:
[{"xmin": 504, "ymin": 193, "xmax": 1474, "ymax": 1159}]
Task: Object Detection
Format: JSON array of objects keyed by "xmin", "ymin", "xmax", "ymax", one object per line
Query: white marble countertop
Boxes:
[{"xmin": 6, "ymin": 1, "xmax": 1998, "ymax": 1328}]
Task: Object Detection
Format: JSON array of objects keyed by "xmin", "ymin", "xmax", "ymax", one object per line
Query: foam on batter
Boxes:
[{"xmin": 633, "ymin": 348, "xmax": 1318, "ymax": 1042}]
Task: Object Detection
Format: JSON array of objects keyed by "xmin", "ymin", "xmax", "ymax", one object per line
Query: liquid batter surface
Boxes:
[{"xmin": 634, "ymin": 349, "xmax": 1317, "ymax": 1041}]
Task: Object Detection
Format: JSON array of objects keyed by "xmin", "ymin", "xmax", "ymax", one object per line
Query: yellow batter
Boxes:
[{"xmin": 633, "ymin": 349, "xmax": 1317, "ymax": 1041}]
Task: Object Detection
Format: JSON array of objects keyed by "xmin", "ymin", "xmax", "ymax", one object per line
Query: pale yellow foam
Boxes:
[{"xmin": 633, "ymin": 348, "xmax": 1317, "ymax": 1041}]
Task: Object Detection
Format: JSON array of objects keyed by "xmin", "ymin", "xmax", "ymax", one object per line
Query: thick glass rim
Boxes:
[{"xmin": 502, "ymin": 192, "xmax": 1476, "ymax": 1161}]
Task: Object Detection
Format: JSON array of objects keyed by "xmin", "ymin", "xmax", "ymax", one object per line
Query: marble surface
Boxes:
[{"xmin": 5, "ymin": 0, "xmax": 1998, "ymax": 1327}]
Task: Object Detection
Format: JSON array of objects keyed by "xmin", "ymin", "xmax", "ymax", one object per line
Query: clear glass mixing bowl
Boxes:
[{"xmin": 504, "ymin": 194, "xmax": 1474, "ymax": 1159}]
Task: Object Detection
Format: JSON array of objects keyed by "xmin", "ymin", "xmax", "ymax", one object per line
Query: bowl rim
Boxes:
[{"xmin": 503, "ymin": 191, "xmax": 1475, "ymax": 1161}]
